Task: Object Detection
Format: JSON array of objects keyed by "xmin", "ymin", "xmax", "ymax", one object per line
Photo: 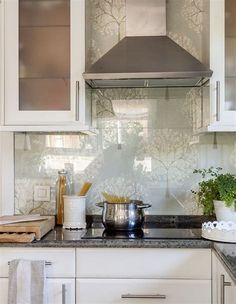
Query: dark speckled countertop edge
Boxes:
[
  {"xmin": 0, "ymin": 238, "xmax": 213, "ymax": 249},
  {"xmin": 1, "ymin": 238, "xmax": 235, "ymax": 283},
  {"xmin": 213, "ymin": 243, "xmax": 236, "ymax": 283},
  {"xmin": 1, "ymin": 215, "xmax": 236, "ymax": 282}
]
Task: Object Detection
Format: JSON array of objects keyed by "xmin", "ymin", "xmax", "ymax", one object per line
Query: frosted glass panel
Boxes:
[
  {"xmin": 225, "ymin": 38, "xmax": 236, "ymax": 77},
  {"xmin": 20, "ymin": 79, "xmax": 70, "ymax": 111},
  {"xmin": 225, "ymin": 0, "xmax": 236, "ymax": 111},
  {"xmin": 19, "ymin": 0, "xmax": 70, "ymax": 111},
  {"xmin": 225, "ymin": 0, "xmax": 236, "ymax": 37},
  {"xmin": 20, "ymin": 28, "xmax": 70, "ymax": 78},
  {"xmin": 20, "ymin": 0, "xmax": 70, "ymax": 26},
  {"xmin": 225, "ymin": 79, "xmax": 236, "ymax": 111}
]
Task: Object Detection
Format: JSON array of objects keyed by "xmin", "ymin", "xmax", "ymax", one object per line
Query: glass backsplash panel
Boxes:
[{"xmin": 14, "ymin": 87, "xmax": 236, "ymax": 215}]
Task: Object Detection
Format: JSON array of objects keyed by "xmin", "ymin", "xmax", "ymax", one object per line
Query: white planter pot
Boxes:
[{"xmin": 213, "ymin": 200, "xmax": 236, "ymax": 222}]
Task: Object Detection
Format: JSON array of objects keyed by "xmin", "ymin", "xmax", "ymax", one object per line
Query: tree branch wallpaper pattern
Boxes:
[
  {"xmin": 15, "ymin": 0, "xmax": 236, "ymax": 215},
  {"xmin": 183, "ymin": 0, "xmax": 204, "ymax": 34},
  {"xmin": 86, "ymin": 0, "xmax": 126, "ymax": 67}
]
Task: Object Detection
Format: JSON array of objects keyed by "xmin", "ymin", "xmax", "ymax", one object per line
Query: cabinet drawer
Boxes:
[
  {"xmin": 0, "ymin": 248, "xmax": 75, "ymax": 278},
  {"xmin": 0, "ymin": 278, "xmax": 75, "ymax": 304},
  {"xmin": 76, "ymin": 248, "xmax": 211, "ymax": 279},
  {"xmin": 76, "ymin": 278, "xmax": 211, "ymax": 304}
]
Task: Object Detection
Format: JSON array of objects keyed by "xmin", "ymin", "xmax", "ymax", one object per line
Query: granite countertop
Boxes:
[
  {"xmin": 0, "ymin": 215, "xmax": 236, "ymax": 282},
  {"xmin": 214, "ymin": 243, "xmax": 236, "ymax": 283},
  {"xmin": 1, "ymin": 228, "xmax": 236, "ymax": 281},
  {"xmin": 40, "ymin": 217, "xmax": 212, "ymax": 249},
  {"xmin": 0, "ymin": 226, "xmax": 211, "ymax": 249},
  {"xmin": 0, "ymin": 215, "xmax": 213, "ymax": 249},
  {"xmin": 0, "ymin": 225, "xmax": 212, "ymax": 248}
]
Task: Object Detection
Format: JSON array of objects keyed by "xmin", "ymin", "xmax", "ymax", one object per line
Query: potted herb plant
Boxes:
[{"xmin": 192, "ymin": 167, "xmax": 236, "ymax": 221}]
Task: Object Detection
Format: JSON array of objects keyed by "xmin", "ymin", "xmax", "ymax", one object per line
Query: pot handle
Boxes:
[
  {"xmin": 96, "ymin": 202, "xmax": 104, "ymax": 208},
  {"xmin": 137, "ymin": 204, "xmax": 152, "ymax": 209}
]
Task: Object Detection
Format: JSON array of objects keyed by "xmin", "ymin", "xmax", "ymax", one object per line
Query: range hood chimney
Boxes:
[{"xmin": 83, "ymin": 0, "xmax": 212, "ymax": 89}]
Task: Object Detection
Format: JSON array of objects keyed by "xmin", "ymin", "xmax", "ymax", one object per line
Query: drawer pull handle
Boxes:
[
  {"xmin": 75, "ymin": 81, "xmax": 80, "ymax": 121},
  {"xmin": 216, "ymin": 80, "xmax": 221, "ymax": 122},
  {"xmin": 121, "ymin": 294, "xmax": 166, "ymax": 299},
  {"xmin": 62, "ymin": 284, "xmax": 66, "ymax": 304},
  {"xmin": 8, "ymin": 261, "xmax": 52, "ymax": 266},
  {"xmin": 220, "ymin": 274, "xmax": 232, "ymax": 304}
]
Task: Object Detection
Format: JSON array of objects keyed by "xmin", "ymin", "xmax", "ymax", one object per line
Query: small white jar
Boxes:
[{"xmin": 63, "ymin": 196, "xmax": 86, "ymax": 229}]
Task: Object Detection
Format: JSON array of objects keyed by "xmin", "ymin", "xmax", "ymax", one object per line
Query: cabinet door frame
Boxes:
[
  {"xmin": 0, "ymin": 132, "xmax": 14, "ymax": 216},
  {"xmin": 3, "ymin": 0, "xmax": 86, "ymax": 126},
  {"xmin": 210, "ymin": 0, "xmax": 236, "ymax": 127},
  {"xmin": 212, "ymin": 251, "xmax": 236, "ymax": 304}
]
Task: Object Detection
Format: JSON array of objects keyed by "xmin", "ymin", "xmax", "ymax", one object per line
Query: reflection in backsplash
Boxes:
[
  {"xmin": 15, "ymin": 88, "xmax": 236, "ymax": 215},
  {"xmin": 14, "ymin": 0, "xmax": 234, "ymax": 216}
]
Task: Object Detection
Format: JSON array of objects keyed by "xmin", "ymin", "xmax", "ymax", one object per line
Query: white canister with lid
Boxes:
[{"xmin": 63, "ymin": 195, "xmax": 86, "ymax": 229}]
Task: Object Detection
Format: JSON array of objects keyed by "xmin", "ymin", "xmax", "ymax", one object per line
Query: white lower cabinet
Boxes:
[
  {"xmin": 0, "ymin": 247, "xmax": 75, "ymax": 277},
  {"xmin": 0, "ymin": 278, "xmax": 75, "ymax": 304},
  {"xmin": 47, "ymin": 279, "xmax": 75, "ymax": 304},
  {"xmin": 0, "ymin": 248, "xmax": 76, "ymax": 304},
  {"xmin": 76, "ymin": 248, "xmax": 212, "ymax": 304},
  {"xmin": 212, "ymin": 252, "xmax": 236, "ymax": 304},
  {"xmin": 0, "ymin": 279, "xmax": 8, "ymax": 304},
  {"xmin": 76, "ymin": 278, "xmax": 211, "ymax": 304},
  {"xmin": 76, "ymin": 248, "xmax": 211, "ymax": 279},
  {"xmin": 0, "ymin": 247, "xmax": 212, "ymax": 304}
]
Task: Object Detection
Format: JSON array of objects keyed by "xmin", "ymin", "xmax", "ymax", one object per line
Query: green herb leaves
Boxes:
[{"xmin": 192, "ymin": 167, "xmax": 236, "ymax": 216}]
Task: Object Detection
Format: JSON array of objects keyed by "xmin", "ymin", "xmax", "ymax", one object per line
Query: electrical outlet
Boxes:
[{"xmin": 34, "ymin": 185, "xmax": 51, "ymax": 202}]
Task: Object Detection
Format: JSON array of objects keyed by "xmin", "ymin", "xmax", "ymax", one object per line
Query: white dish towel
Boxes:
[{"xmin": 8, "ymin": 259, "xmax": 47, "ymax": 304}]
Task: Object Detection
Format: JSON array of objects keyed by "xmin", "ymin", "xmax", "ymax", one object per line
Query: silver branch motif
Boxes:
[
  {"xmin": 183, "ymin": 87, "xmax": 202, "ymax": 131},
  {"xmin": 15, "ymin": 179, "xmax": 55, "ymax": 215},
  {"xmin": 92, "ymin": 0, "xmax": 126, "ymax": 41},
  {"xmin": 137, "ymin": 129, "xmax": 198, "ymax": 196},
  {"xmin": 93, "ymin": 88, "xmax": 148, "ymax": 119},
  {"xmin": 168, "ymin": 31, "xmax": 200, "ymax": 60},
  {"xmin": 86, "ymin": 39, "xmax": 102, "ymax": 66},
  {"xmin": 89, "ymin": 176, "xmax": 146, "ymax": 213},
  {"xmin": 182, "ymin": 0, "xmax": 204, "ymax": 34}
]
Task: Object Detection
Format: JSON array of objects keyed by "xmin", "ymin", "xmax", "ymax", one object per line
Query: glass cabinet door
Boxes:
[
  {"xmin": 209, "ymin": 0, "xmax": 236, "ymax": 128},
  {"xmin": 4, "ymin": 0, "xmax": 87, "ymax": 126},
  {"xmin": 19, "ymin": 0, "xmax": 70, "ymax": 111}
]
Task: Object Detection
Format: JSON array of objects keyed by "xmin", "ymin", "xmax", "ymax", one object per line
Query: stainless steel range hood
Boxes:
[{"xmin": 83, "ymin": 0, "xmax": 212, "ymax": 89}]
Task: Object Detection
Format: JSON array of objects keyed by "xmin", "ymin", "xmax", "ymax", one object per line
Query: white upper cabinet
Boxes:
[
  {"xmin": 2, "ymin": 0, "xmax": 92, "ymax": 131},
  {"xmin": 207, "ymin": 0, "xmax": 236, "ymax": 131}
]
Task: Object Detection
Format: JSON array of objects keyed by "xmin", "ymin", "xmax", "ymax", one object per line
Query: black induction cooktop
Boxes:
[{"xmin": 81, "ymin": 228, "xmax": 202, "ymax": 240}]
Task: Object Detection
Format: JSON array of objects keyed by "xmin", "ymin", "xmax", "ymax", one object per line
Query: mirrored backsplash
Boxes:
[{"xmin": 15, "ymin": 88, "xmax": 236, "ymax": 215}]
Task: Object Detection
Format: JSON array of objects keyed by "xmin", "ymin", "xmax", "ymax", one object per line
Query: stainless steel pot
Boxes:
[{"xmin": 96, "ymin": 200, "xmax": 151, "ymax": 231}]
